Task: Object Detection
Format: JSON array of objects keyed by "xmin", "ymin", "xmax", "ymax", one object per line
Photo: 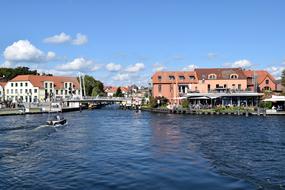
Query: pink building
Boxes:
[{"xmin": 152, "ymin": 68, "xmax": 277, "ymax": 105}]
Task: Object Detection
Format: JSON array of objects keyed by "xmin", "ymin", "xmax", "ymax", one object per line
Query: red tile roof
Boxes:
[
  {"xmin": 195, "ymin": 68, "xmax": 247, "ymax": 80},
  {"xmin": 10, "ymin": 75, "xmax": 80, "ymax": 89},
  {"xmin": 152, "ymin": 71, "xmax": 198, "ymax": 84},
  {"xmin": 243, "ymin": 70, "xmax": 276, "ymax": 84}
]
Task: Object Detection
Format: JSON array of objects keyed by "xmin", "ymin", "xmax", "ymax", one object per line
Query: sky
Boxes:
[{"xmin": 0, "ymin": 0, "xmax": 285, "ymax": 86}]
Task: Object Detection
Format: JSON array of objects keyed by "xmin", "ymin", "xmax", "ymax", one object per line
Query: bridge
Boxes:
[{"xmin": 63, "ymin": 96, "xmax": 133, "ymax": 103}]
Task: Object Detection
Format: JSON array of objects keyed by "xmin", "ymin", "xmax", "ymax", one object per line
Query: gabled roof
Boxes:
[
  {"xmin": 194, "ymin": 68, "xmax": 247, "ymax": 80},
  {"xmin": 10, "ymin": 75, "xmax": 80, "ymax": 89},
  {"xmin": 243, "ymin": 70, "xmax": 276, "ymax": 84},
  {"xmin": 152, "ymin": 71, "xmax": 198, "ymax": 84}
]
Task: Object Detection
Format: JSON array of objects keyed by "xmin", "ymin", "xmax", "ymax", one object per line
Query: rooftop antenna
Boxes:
[{"xmin": 78, "ymin": 73, "xmax": 83, "ymax": 99}]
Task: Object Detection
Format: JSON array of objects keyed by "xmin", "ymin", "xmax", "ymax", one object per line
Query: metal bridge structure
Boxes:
[{"xmin": 63, "ymin": 96, "xmax": 132, "ymax": 103}]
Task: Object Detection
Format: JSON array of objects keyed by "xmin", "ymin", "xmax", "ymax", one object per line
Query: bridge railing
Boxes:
[{"xmin": 63, "ymin": 96, "xmax": 132, "ymax": 101}]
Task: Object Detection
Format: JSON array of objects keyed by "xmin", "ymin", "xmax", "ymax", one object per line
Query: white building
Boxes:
[{"xmin": 5, "ymin": 75, "xmax": 81, "ymax": 103}]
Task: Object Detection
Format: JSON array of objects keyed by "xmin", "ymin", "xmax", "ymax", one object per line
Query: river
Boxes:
[{"xmin": 0, "ymin": 106, "xmax": 284, "ymax": 190}]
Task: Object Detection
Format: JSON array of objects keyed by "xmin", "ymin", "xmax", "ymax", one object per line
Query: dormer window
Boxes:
[
  {"xmin": 158, "ymin": 76, "xmax": 162, "ymax": 81},
  {"xmin": 208, "ymin": 74, "xmax": 217, "ymax": 80},
  {"xmin": 189, "ymin": 76, "xmax": 195, "ymax": 80},
  {"xmin": 169, "ymin": 75, "xmax": 175, "ymax": 80},
  {"xmin": 179, "ymin": 76, "xmax": 185, "ymax": 80},
  {"xmin": 230, "ymin": 74, "xmax": 238, "ymax": 79}
]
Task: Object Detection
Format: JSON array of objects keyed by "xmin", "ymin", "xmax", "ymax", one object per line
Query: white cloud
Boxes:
[
  {"xmin": 182, "ymin": 64, "xmax": 198, "ymax": 71},
  {"xmin": 153, "ymin": 62, "xmax": 165, "ymax": 72},
  {"xmin": 227, "ymin": 59, "xmax": 252, "ymax": 68},
  {"xmin": 3, "ymin": 40, "xmax": 56, "ymax": 64},
  {"xmin": 72, "ymin": 33, "xmax": 88, "ymax": 45},
  {"xmin": 125, "ymin": 63, "xmax": 145, "ymax": 73},
  {"xmin": 57, "ymin": 57, "xmax": 99, "ymax": 72},
  {"xmin": 43, "ymin": 32, "xmax": 71, "ymax": 44},
  {"xmin": 106, "ymin": 63, "xmax": 122, "ymax": 72},
  {"xmin": 265, "ymin": 66, "xmax": 285, "ymax": 79},
  {"xmin": 113, "ymin": 73, "xmax": 130, "ymax": 81},
  {"xmin": 43, "ymin": 32, "xmax": 88, "ymax": 45},
  {"xmin": 207, "ymin": 52, "xmax": 217, "ymax": 59}
]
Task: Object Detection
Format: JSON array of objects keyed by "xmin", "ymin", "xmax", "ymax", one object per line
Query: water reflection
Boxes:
[{"xmin": 1, "ymin": 109, "xmax": 284, "ymax": 189}]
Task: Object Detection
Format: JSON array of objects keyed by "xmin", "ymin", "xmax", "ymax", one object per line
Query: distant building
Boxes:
[
  {"xmin": 104, "ymin": 86, "xmax": 130, "ymax": 97},
  {"xmin": 4, "ymin": 75, "xmax": 80, "ymax": 103}
]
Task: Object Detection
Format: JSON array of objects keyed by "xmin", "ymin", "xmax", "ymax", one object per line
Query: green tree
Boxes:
[
  {"xmin": 281, "ymin": 69, "xmax": 285, "ymax": 87},
  {"xmin": 0, "ymin": 66, "xmax": 39, "ymax": 80},
  {"xmin": 114, "ymin": 87, "xmax": 124, "ymax": 97},
  {"xmin": 181, "ymin": 99, "xmax": 189, "ymax": 108},
  {"xmin": 149, "ymin": 96, "xmax": 158, "ymax": 108},
  {"xmin": 83, "ymin": 75, "xmax": 105, "ymax": 96}
]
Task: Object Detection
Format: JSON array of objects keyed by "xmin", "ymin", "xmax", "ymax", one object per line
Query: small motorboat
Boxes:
[{"xmin": 46, "ymin": 115, "xmax": 67, "ymax": 126}]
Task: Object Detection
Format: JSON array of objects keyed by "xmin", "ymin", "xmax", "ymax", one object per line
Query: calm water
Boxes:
[{"xmin": 0, "ymin": 106, "xmax": 285, "ymax": 190}]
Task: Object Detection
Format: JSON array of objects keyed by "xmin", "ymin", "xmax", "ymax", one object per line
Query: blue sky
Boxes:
[{"xmin": 0, "ymin": 0, "xmax": 285, "ymax": 86}]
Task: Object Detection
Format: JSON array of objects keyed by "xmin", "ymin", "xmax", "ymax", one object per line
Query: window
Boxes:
[
  {"xmin": 189, "ymin": 76, "xmax": 195, "ymax": 80},
  {"xmin": 25, "ymin": 89, "xmax": 28, "ymax": 93},
  {"xmin": 158, "ymin": 85, "xmax": 162, "ymax": 93},
  {"xmin": 29, "ymin": 89, "xmax": 32, "ymax": 93},
  {"xmin": 7, "ymin": 89, "xmax": 9, "ymax": 94},
  {"xmin": 20, "ymin": 83, "xmax": 23, "ymax": 87},
  {"xmin": 20, "ymin": 89, "xmax": 23, "ymax": 94},
  {"xmin": 15, "ymin": 89, "xmax": 18, "ymax": 94},
  {"xmin": 65, "ymin": 90, "xmax": 67, "ymax": 95},
  {"xmin": 25, "ymin": 82, "xmax": 28, "ymax": 87},
  {"xmin": 224, "ymin": 84, "xmax": 227, "ymax": 88},
  {"xmin": 65, "ymin": 83, "xmax": 68, "ymax": 88},
  {"xmin": 11, "ymin": 83, "xmax": 14, "ymax": 87},
  {"xmin": 238, "ymin": 84, "xmax": 241, "ymax": 90},
  {"xmin": 169, "ymin": 75, "xmax": 175, "ymax": 80},
  {"xmin": 232, "ymin": 84, "xmax": 236, "ymax": 89},
  {"xmin": 11, "ymin": 89, "xmax": 13, "ymax": 94},
  {"xmin": 179, "ymin": 76, "xmax": 185, "ymax": 80},
  {"xmin": 50, "ymin": 83, "xmax": 53, "ymax": 88},
  {"xmin": 61, "ymin": 90, "xmax": 63, "ymax": 95},
  {"xmin": 34, "ymin": 89, "xmax": 37, "ymax": 93},
  {"xmin": 263, "ymin": 86, "xmax": 271, "ymax": 91},
  {"xmin": 207, "ymin": 84, "xmax": 211, "ymax": 92},
  {"xmin": 158, "ymin": 76, "xmax": 162, "ymax": 81},
  {"xmin": 45, "ymin": 83, "xmax": 48, "ymax": 88},
  {"xmin": 216, "ymin": 84, "xmax": 219, "ymax": 88},
  {"xmin": 230, "ymin": 74, "xmax": 238, "ymax": 79},
  {"xmin": 208, "ymin": 74, "xmax": 217, "ymax": 79},
  {"xmin": 15, "ymin": 83, "xmax": 18, "ymax": 87},
  {"xmin": 56, "ymin": 90, "xmax": 59, "ymax": 95},
  {"xmin": 265, "ymin": 79, "xmax": 269, "ymax": 85}
]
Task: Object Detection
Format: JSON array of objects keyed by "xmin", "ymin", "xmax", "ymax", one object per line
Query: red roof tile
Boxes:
[
  {"xmin": 10, "ymin": 75, "xmax": 80, "ymax": 89},
  {"xmin": 243, "ymin": 70, "xmax": 276, "ymax": 84}
]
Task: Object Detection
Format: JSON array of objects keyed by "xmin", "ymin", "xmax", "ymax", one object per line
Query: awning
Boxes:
[
  {"xmin": 189, "ymin": 96, "xmax": 209, "ymax": 100},
  {"xmin": 263, "ymin": 96, "xmax": 285, "ymax": 102}
]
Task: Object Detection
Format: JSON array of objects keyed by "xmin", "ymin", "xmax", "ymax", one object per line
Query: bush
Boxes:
[
  {"xmin": 181, "ymin": 99, "xmax": 189, "ymax": 108},
  {"xmin": 259, "ymin": 101, "xmax": 272, "ymax": 109}
]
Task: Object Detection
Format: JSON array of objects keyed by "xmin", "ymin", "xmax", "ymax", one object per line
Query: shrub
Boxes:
[
  {"xmin": 259, "ymin": 101, "xmax": 272, "ymax": 109},
  {"xmin": 181, "ymin": 99, "xmax": 189, "ymax": 108}
]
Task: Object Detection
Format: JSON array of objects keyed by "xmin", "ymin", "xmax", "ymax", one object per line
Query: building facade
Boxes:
[
  {"xmin": 152, "ymin": 68, "xmax": 277, "ymax": 105},
  {"xmin": 4, "ymin": 75, "xmax": 81, "ymax": 103}
]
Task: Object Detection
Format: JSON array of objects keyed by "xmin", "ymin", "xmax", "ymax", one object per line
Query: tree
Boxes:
[
  {"xmin": 281, "ymin": 69, "xmax": 285, "ymax": 87},
  {"xmin": 82, "ymin": 75, "xmax": 105, "ymax": 96},
  {"xmin": 181, "ymin": 99, "xmax": 189, "ymax": 108},
  {"xmin": 0, "ymin": 66, "xmax": 39, "ymax": 81},
  {"xmin": 114, "ymin": 87, "xmax": 124, "ymax": 97}
]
